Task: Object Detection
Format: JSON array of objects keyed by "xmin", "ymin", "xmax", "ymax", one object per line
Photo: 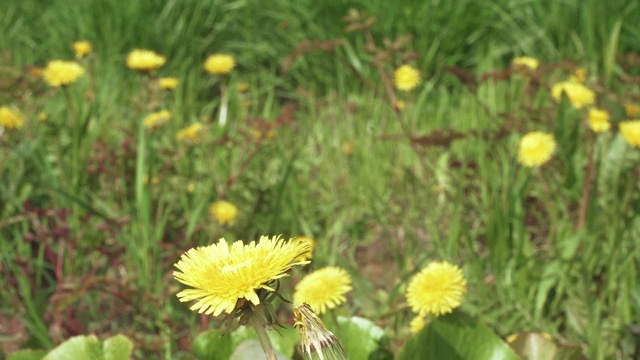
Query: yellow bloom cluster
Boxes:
[
  {"xmin": 293, "ymin": 267, "xmax": 352, "ymax": 314},
  {"xmin": 204, "ymin": 54, "xmax": 236, "ymax": 75},
  {"xmin": 208, "ymin": 200, "xmax": 238, "ymax": 225},
  {"xmin": 143, "ymin": 110, "xmax": 171, "ymax": 130},
  {"xmin": 518, "ymin": 131, "xmax": 557, "ymax": 168},
  {"xmin": 176, "ymin": 122, "xmax": 203, "ymax": 144},
  {"xmin": 173, "ymin": 236, "xmax": 312, "ymax": 316},
  {"xmin": 620, "ymin": 120, "xmax": 640, "ymax": 148},
  {"xmin": 587, "ymin": 108, "xmax": 610, "ymax": 133},
  {"xmin": 406, "ymin": 261, "xmax": 467, "ymax": 317},
  {"xmin": 511, "ymin": 56, "xmax": 539, "ymax": 70},
  {"xmin": 126, "ymin": 49, "xmax": 166, "ymax": 72},
  {"xmin": 43, "ymin": 60, "xmax": 85, "ymax": 87},
  {"xmin": 73, "ymin": 40, "xmax": 92, "ymax": 59},
  {"xmin": 551, "ymin": 81, "xmax": 595, "ymax": 109},
  {"xmin": 158, "ymin": 77, "xmax": 179, "ymax": 90},
  {"xmin": 394, "ymin": 65, "xmax": 421, "ymax": 91},
  {"xmin": 0, "ymin": 107, "xmax": 24, "ymax": 131}
]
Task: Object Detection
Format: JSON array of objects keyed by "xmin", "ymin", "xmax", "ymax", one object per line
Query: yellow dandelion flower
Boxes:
[
  {"xmin": 620, "ymin": 120, "xmax": 640, "ymax": 148},
  {"xmin": 294, "ymin": 303, "xmax": 348, "ymax": 360},
  {"xmin": 587, "ymin": 108, "xmax": 610, "ymax": 133},
  {"xmin": 237, "ymin": 82, "xmax": 249, "ymax": 93},
  {"xmin": 204, "ymin": 53, "xmax": 236, "ymax": 75},
  {"xmin": 43, "ymin": 60, "xmax": 85, "ymax": 87},
  {"xmin": 518, "ymin": 131, "xmax": 557, "ymax": 167},
  {"xmin": 73, "ymin": 40, "xmax": 92, "ymax": 59},
  {"xmin": 551, "ymin": 81, "xmax": 595, "ymax": 109},
  {"xmin": 409, "ymin": 316, "xmax": 426, "ymax": 334},
  {"xmin": 0, "ymin": 107, "xmax": 24, "ymax": 131},
  {"xmin": 511, "ymin": 56, "xmax": 539, "ymax": 70},
  {"xmin": 294, "ymin": 267, "xmax": 352, "ymax": 315},
  {"xmin": 143, "ymin": 110, "xmax": 171, "ymax": 130},
  {"xmin": 174, "ymin": 235, "xmax": 312, "ymax": 316},
  {"xmin": 570, "ymin": 67, "xmax": 587, "ymax": 84},
  {"xmin": 292, "ymin": 237, "xmax": 314, "ymax": 261},
  {"xmin": 406, "ymin": 261, "xmax": 467, "ymax": 317},
  {"xmin": 176, "ymin": 122, "xmax": 203, "ymax": 145},
  {"xmin": 38, "ymin": 112, "xmax": 48, "ymax": 122},
  {"xmin": 342, "ymin": 140, "xmax": 354, "ymax": 156},
  {"xmin": 394, "ymin": 65, "xmax": 421, "ymax": 91},
  {"xmin": 158, "ymin": 77, "xmax": 179, "ymax": 90},
  {"xmin": 209, "ymin": 200, "xmax": 239, "ymax": 225},
  {"xmin": 126, "ymin": 49, "xmax": 166, "ymax": 72},
  {"xmin": 143, "ymin": 175, "xmax": 160, "ymax": 186},
  {"xmin": 624, "ymin": 103, "xmax": 640, "ymax": 118}
]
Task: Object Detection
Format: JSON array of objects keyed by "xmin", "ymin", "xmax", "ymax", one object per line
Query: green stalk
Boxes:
[{"xmin": 249, "ymin": 305, "xmax": 277, "ymax": 360}]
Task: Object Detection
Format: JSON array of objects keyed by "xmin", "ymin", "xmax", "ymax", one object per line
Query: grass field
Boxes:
[{"xmin": 1, "ymin": 0, "xmax": 640, "ymax": 359}]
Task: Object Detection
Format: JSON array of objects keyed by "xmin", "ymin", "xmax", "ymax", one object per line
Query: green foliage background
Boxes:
[{"xmin": 1, "ymin": 0, "xmax": 640, "ymax": 359}]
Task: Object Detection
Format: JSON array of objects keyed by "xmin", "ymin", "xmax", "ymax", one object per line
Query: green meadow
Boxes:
[{"xmin": 1, "ymin": 0, "xmax": 640, "ymax": 359}]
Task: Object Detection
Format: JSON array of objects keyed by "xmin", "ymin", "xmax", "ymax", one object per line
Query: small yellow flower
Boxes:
[
  {"xmin": 511, "ymin": 56, "xmax": 539, "ymax": 70},
  {"xmin": 209, "ymin": 200, "xmax": 239, "ymax": 225},
  {"xmin": 551, "ymin": 81, "xmax": 595, "ymax": 109},
  {"xmin": 38, "ymin": 112, "xmax": 48, "ymax": 122},
  {"xmin": 158, "ymin": 77, "xmax": 179, "ymax": 90},
  {"xmin": 126, "ymin": 49, "xmax": 166, "ymax": 72},
  {"xmin": 143, "ymin": 110, "xmax": 171, "ymax": 130},
  {"xmin": 587, "ymin": 108, "xmax": 610, "ymax": 133},
  {"xmin": 506, "ymin": 334, "xmax": 518, "ymax": 343},
  {"xmin": 620, "ymin": 120, "xmax": 640, "ymax": 148},
  {"xmin": 406, "ymin": 261, "xmax": 467, "ymax": 317},
  {"xmin": 292, "ymin": 237, "xmax": 314, "ymax": 261},
  {"xmin": 237, "ymin": 82, "xmax": 249, "ymax": 93},
  {"xmin": 0, "ymin": 107, "xmax": 24, "ymax": 131},
  {"xmin": 294, "ymin": 267, "xmax": 352, "ymax": 315},
  {"xmin": 294, "ymin": 303, "xmax": 348, "ymax": 360},
  {"xmin": 394, "ymin": 65, "xmax": 421, "ymax": 91},
  {"xmin": 204, "ymin": 54, "xmax": 236, "ymax": 75},
  {"xmin": 73, "ymin": 40, "xmax": 92, "ymax": 59},
  {"xmin": 176, "ymin": 122, "xmax": 203, "ymax": 145},
  {"xmin": 409, "ymin": 316, "xmax": 426, "ymax": 334},
  {"xmin": 43, "ymin": 60, "xmax": 85, "ymax": 87},
  {"xmin": 624, "ymin": 103, "xmax": 640, "ymax": 118},
  {"xmin": 569, "ymin": 67, "xmax": 587, "ymax": 84},
  {"xmin": 143, "ymin": 175, "xmax": 160, "ymax": 186},
  {"xmin": 518, "ymin": 131, "xmax": 557, "ymax": 167},
  {"xmin": 342, "ymin": 140, "xmax": 354, "ymax": 156},
  {"xmin": 174, "ymin": 235, "xmax": 312, "ymax": 316},
  {"xmin": 395, "ymin": 100, "xmax": 406, "ymax": 111}
]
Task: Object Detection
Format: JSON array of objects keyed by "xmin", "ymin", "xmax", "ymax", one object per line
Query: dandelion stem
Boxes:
[
  {"xmin": 575, "ymin": 133, "xmax": 596, "ymax": 232},
  {"xmin": 249, "ymin": 305, "xmax": 277, "ymax": 360}
]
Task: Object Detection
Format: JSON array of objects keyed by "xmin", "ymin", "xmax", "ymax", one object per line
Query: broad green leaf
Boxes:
[
  {"xmin": 193, "ymin": 326, "xmax": 298, "ymax": 360},
  {"xmin": 229, "ymin": 340, "xmax": 289, "ymax": 360},
  {"xmin": 398, "ymin": 311, "xmax": 519, "ymax": 360},
  {"xmin": 232, "ymin": 326, "xmax": 299, "ymax": 358},
  {"xmin": 192, "ymin": 330, "xmax": 234, "ymax": 360},
  {"xmin": 43, "ymin": 335, "xmax": 102, "ymax": 360},
  {"xmin": 6, "ymin": 349, "xmax": 47, "ymax": 360},
  {"xmin": 508, "ymin": 332, "xmax": 585, "ymax": 360},
  {"xmin": 337, "ymin": 316, "xmax": 385, "ymax": 360},
  {"xmin": 103, "ymin": 334, "xmax": 134, "ymax": 360}
]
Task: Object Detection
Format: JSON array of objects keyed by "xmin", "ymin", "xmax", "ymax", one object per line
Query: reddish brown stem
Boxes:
[{"xmin": 576, "ymin": 135, "xmax": 596, "ymax": 232}]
